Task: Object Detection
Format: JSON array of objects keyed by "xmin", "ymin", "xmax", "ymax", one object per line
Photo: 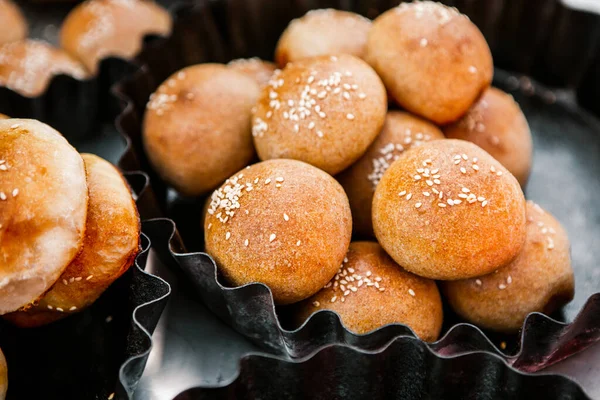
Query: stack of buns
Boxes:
[
  {"xmin": 141, "ymin": 2, "xmax": 574, "ymax": 340},
  {"xmin": 0, "ymin": 118, "xmax": 140, "ymax": 327},
  {"xmin": 0, "ymin": 0, "xmax": 171, "ymax": 97}
]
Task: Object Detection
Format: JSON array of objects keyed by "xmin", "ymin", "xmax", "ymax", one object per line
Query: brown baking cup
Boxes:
[
  {"xmin": 0, "ymin": 172, "xmax": 171, "ymax": 400},
  {"xmin": 114, "ymin": 0, "xmax": 600, "ymax": 394}
]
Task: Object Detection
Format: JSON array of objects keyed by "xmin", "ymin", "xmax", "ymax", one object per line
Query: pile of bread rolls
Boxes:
[
  {"xmin": 141, "ymin": 2, "xmax": 574, "ymax": 341},
  {"xmin": 0, "ymin": 0, "xmax": 171, "ymax": 97}
]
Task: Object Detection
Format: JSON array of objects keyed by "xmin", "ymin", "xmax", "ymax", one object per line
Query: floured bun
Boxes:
[{"xmin": 0, "ymin": 119, "xmax": 88, "ymax": 314}]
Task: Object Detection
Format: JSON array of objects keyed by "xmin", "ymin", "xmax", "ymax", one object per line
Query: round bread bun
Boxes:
[
  {"xmin": 0, "ymin": 347, "xmax": 6, "ymax": 400},
  {"xmin": 275, "ymin": 9, "xmax": 372, "ymax": 66},
  {"xmin": 0, "ymin": 119, "xmax": 88, "ymax": 314},
  {"xmin": 444, "ymin": 87, "xmax": 533, "ymax": 186},
  {"xmin": 365, "ymin": 2, "xmax": 493, "ymax": 124},
  {"xmin": 252, "ymin": 54, "xmax": 387, "ymax": 175},
  {"xmin": 372, "ymin": 139, "xmax": 526, "ymax": 280},
  {"xmin": 4, "ymin": 154, "xmax": 140, "ymax": 328},
  {"xmin": 143, "ymin": 64, "xmax": 260, "ymax": 197},
  {"xmin": 442, "ymin": 201, "xmax": 574, "ymax": 332},
  {"xmin": 204, "ymin": 159, "xmax": 352, "ymax": 305},
  {"xmin": 60, "ymin": 0, "xmax": 171, "ymax": 74},
  {"xmin": 338, "ymin": 111, "xmax": 445, "ymax": 238},
  {"xmin": 0, "ymin": 0, "xmax": 27, "ymax": 45},
  {"xmin": 0, "ymin": 115, "xmax": 8, "ymax": 120},
  {"xmin": 228, "ymin": 58, "xmax": 277, "ymax": 87},
  {"xmin": 0, "ymin": 40, "xmax": 88, "ymax": 97},
  {"xmin": 295, "ymin": 241, "xmax": 443, "ymax": 340}
]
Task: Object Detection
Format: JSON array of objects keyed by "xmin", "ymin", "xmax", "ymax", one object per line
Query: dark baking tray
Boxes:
[{"xmin": 114, "ymin": 0, "xmax": 600, "ymax": 398}]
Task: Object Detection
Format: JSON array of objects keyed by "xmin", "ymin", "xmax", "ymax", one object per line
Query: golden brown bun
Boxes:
[
  {"xmin": 442, "ymin": 202, "xmax": 574, "ymax": 332},
  {"xmin": 338, "ymin": 111, "xmax": 444, "ymax": 238},
  {"xmin": 0, "ymin": 0, "xmax": 27, "ymax": 45},
  {"xmin": 295, "ymin": 242, "xmax": 443, "ymax": 340},
  {"xmin": 275, "ymin": 9, "xmax": 372, "ymax": 66},
  {"xmin": 373, "ymin": 139, "xmax": 526, "ymax": 280},
  {"xmin": 205, "ymin": 159, "xmax": 352, "ymax": 305},
  {"xmin": 366, "ymin": 2, "xmax": 493, "ymax": 124},
  {"xmin": 444, "ymin": 87, "xmax": 533, "ymax": 186},
  {"xmin": 0, "ymin": 347, "xmax": 5, "ymax": 400},
  {"xmin": 143, "ymin": 64, "xmax": 260, "ymax": 197},
  {"xmin": 0, "ymin": 115, "xmax": 8, "ymax": 120},
  {"xmin": 252, "ymin": 54, "xmax": 387, "ymax": 175},
  {"xmin": 0, "ymin": 119, "xmax": 88, "ymax": 314},
  {"xmin": 0, "ymin": 40, "xmax": 88, "ymax": 97},
  {"xmin": 227, "ymin": 58, "xmax": 277, "ymax": 87},
  {"xmin": 60, "ymin": 0, "xmax": 171, "ymax": 73},
  {"xmin": 4, "ymin": 154, "xmax": 140, "ymax": 327}
]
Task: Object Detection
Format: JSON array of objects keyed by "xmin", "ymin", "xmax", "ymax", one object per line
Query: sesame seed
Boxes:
[
  {"xmin": 366, "ymin": 271, "xmax": 372, "ymax": 277},
  {"xmin": 472, "ymin": 164, "xmax": 480, "ymax": 171},
  {"xmin": 454, "ymin": 155, "xmax": 462, "ymax": 160},
  {"xmin": 490, "ymin": 166, "xmax": 496, "ymax": 173},
  {"xmin": 415, "ymin": 202, "xmax": 422, "ymax": 208},
  {"xmin": 358, "ymin": 93, "xmax": 367, "ymax": 99},
  {"xmin": 481, "ymin": 200, "xmax": 488, "ymax": 207},
  {"xmin": 473, "ymin": 157, "xmax": 478, "ymax": 163},
  {"xmin": 12, "ymin": 189, "xmax": 18, "ymax": 197},
  {"xmin": 283, "ymin": 213, "xmax": 289, "ymax": 221},
  {"xmin": 308, "ymin": 122, "xmax": 315, "ymax": 129},
  {"xmin": 244, "ymin": 239, "xmax": 249, "ymax": 247},
  {"xmin": 297, "ymin": 240, "xmax": 301, "ymax": 246},
  {"xmin": 276, "ymin": 177, "xmax": 284, "ymax": 182},
  {"xmin": 408, "ymin": 289, "xmax": 416, "ymax": 297},
  {"xmin": 453, "ymin": 199, "xmax": 462, "ymax": 204},
  {"xmin": 331, "ymin": 296, "xmax": 337, "ymax": 303},
  {"xmin": 346, "ymin": 113, "xmax": 355, "ymax": 120},
  {"xmin": 414, "ymin": 174, "xmax": 421, "ymax": 180},
  {"xmin": 447, "ymin": 199, "xmax": 455, "ymax": 206},
  {"xmin": 63, "ymin": 279, "xmax": 68, "ymax": 285},
  {"xmin": 423, "ymin": 192, "xmax": 430, "ymax": 197},
  {"xmin": 497, "ymin": 171, "xmax": 503, "ymax": 176},
  {"xmin": 426, "ymin": 180, "xmax": 434, "ymax": 186},
  {"xmin": 226, "ymin": 232, "xmax": 231, "ymax": 240},
  {"xmin": 56, "ymin": 307, "xmax": 64, "ymax": 312},
  {"xmin": 420, "ymin": 38, "xmax": 428, "ymax": 47},
  {"xmin": 468, "ymin": 66, "xmax": 478, "ymax": 74},
  {"xmin": 498, "ymin": 284, "xmax": 506, "ymax": 290},
  {"xmin": 0, "ymin": 192, "xmax": 5, "ymax": 200},
  {"xmin": 462, "ymin": 154, "xmax": 468, "ymax": 160},
  {"xmin": 343, "ymin": 92, "xmax": 350, "ymax": 100},
  {"xmin": 317, "ymin": 131, "xmax": 324, "ymax": 137},
  {"xmin": 0, "ymin": 165, "xmax": 6, "ymax": 171},
  {"xmin": 433, "ymin": 179, "xmax": 441, "ymax": 184},
  {"xmin": 207, "ymin": 223, "xmax": 212, "ymax": 229},
  {"xmin": 269, "ymin": 233, "xmax": 276, "ymax": 242},
  {"xmin": 313, "ymin": 301, "xmax": 320, "ymax": 307},
  {"xmin": 439, "ymin": 191, "xmax": 443, "ymax": 199},
  {"xmin": 475, "ymin": 279, "xmax": 482, "ymax": 286},
  {"xmin": 10, "ymin": 124, "xmax": 20, "ymax": 129},
  {"xmin": 460, "ymin": 167, "xmax": 467, "ymax": 174},
  {"xmin": 70, "ymin": 306, "xmax": 77, "ymax": 311},
  {"xmin": 75, "ymin": 277, "xmax": 82, "ymax": 281},
  {"xmin": 458, "ymin": 193, "xmax": 468, "ymax": 199},
  {"xmin": 438, "ymin": 203, "xmax": 447, "ymax": 208},
  {"xmin": 0, "ymin": 160, "xmax": 4, "ymax": 164},
  {"xmin": 477, "ymin": 196, "xmax": 485, "ymax": 202},
  {"xmin": 462, "ymin": 187, "xmax": 470, "ymax": 193},
  {"xmin": 406, "ymin": 193, "xmax": 412, "ymax": 200},
  {"xmin": 108, "ymin": 394, "xmax": 115, "ymax": 400},
  {"xmin": 106, "ymin": 316, "xmax": 113, "ymax": 323},
  {"xmin": 507, "ymin": 276, "xmax": 512, "ymax": 284},
  {"xmin": 86, "ymin": 275, "xmax": 93, "ymax": 281},
  {"xmin": 454, "ymin": 160, "xmax": 461, "ymax": 165},
  {"xmin": 47, "ymin": 305, "xmax": 53, "ymax": 310}
]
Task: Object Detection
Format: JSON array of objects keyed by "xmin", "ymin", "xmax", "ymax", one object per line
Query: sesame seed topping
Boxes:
[
  {"xmin": 0, "ymin": 165, "xmax": 6, "ymax": 171},
  {"xmin": 70, "ymin": 306, "xmax": 77, "ymax": 311},
  {"xmin": 433, "ymin": 179, "xmax": 441, "ymax": 185},
  {"xmin": 313, "ymin": 301, "xmax": 320, "ymax": 307},
  {"xmin": 438, "ymin": 203, "xmax": 447, "ymax": 208},
  {"xmin": 0, "ymin": 192, "xmax": 5, "ymax": 201},
  {"xmin": 415, "ymin": 202, "xmax": 422, "ymax": 208},
  {"xmin": 406, "ymin": 193, "xmax": 413, "ymax": 200},
  {"xmin": 460, "ymin": 167, "xmax": 467, "ymax": 174},
  {"xmin": 497, "ymin": 171, "xmax": 503, "ymax": 176},
  {"xmin": 265, "ymin": 178, "xmax": 271, "ymax": 184},
  {"xmin": 462, "ymin": 154, "xmax": 468, "ymax": 160},
  {"xmin": 297, "ymin": 240, "xmax": 302, "ymax": 246},
  {"xmin": 276, "ymin": 177, "xmax": 284, "ymax": 182},
  {"xmin": 447, "ymin": 199, "xmax": 455, "ymax": 206},
  {"xmin": 468, "ymin": 66, "xmax": 478, "ymax": 74},
  {"xmin": 244, "ymin": 239, "xmax": 249, "ymax": 247},
  {"xmin": 75, "ymin": 277, "xmax": 82, "ymax": 281},
  {"xmin": 346, "ymin": 113, "xmax": 355, "ymax": 120},
  {"xmin": 108, "ymin": 394, "xmax": 115, "ymax": 400},
  {"xmin": 269, "ymin": 233, "xmax": 276, "ymax": 242},
  {"xmin": 283, "ymin": 213, "xmax": 289, "ymax": 221},
  {"xmin": 10, "ymin": 124, "xmax": 20, "ymax": 129},
  {"xmin": 86, "ymin": 275, "xmax": 93, "ymax": 281},
  {"xmin": 472, "ymin": 164, "xmax": 480, "ymax": 171},
  {"xmin": 481, "ymin": 200, "xmax": 488, "ymax": 207},
  {"xmin": 462, "ymin": 187, "xmax": 470, "ymax": 193},
  {"xmin": 420, "ymin": 38, "xmax": 428, "ymax": 47},
  {"xmin": 331, "ymin": 296, "xmax": 337, "ymax": 303},
  {"xmin": 423, "ymin": 192, "xmax": 430, "ymax": 197},
  {"xmin": 12, "ymin": 189, "xmax": 18, "ymax": 197},
  {"xmin": 498, "ymin": 284, "xmax": 506, "ymax": 290},
  {"xmin": 475, "ymin": 279, "xmax": 482, "ymax": 286},
  {"xmin": 399, "ymin": 190, "xmax": 407, "ymax": 197},
  {"xmin": 56, "ymin": 307, "xmax": 64, "ymax": 312},
  {"xmin": 225, "ymin": 232, "xmax": 231, "ymax": 240},
  {"xmin": 507, "ymin": 276, "xmax": 512, "ymax": 284},
  {"xmin": 426, "ymin": 180, "xmax": 434, "ymax": 186},
  {"xmin": 47, "ymin": 305, "xmax": 53, "ymax": 310},
  {"xmin": 414, "ymin": 174, "xmax": 422, "ymax": 180},
  {"xmin": 408, "ymin": 289, "xmax": 416, "ymax": 297}
]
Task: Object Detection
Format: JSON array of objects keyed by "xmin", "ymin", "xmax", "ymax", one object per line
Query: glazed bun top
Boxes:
[
  {"xmin": 0, "ymin": 119, "xmax": 88, "ymax": 314},
  {"xmin": 60, "ymin": 0, "xmax": 171, "ymax": 73},
  {"xmin": 275, "ymin": 9, "xmax": 372, "ymax": 66},
  {"xmin": 0, "ymin": 40, "xmax": 88, "ymax": 97},
  {"xmin": 366, "ymin": 1, "xmax": 493, "ymax": 124},
  {"xmin": 372, "ymin": 139, "xmax": 527, "ymax": 280},
  {"xmin": 0, "ymin": 0, "xmax": 27, "ymax": 45},
  {"xmin": 228, "ymin": 58, "xmax": 277, "ymax": 87}
]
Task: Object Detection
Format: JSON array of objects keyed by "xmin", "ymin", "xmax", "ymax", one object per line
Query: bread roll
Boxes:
[
  {"xmin": 4, "ymin": 154, "xmax": 140, "ymax": 327},
  {"xmin": 338, "ymin": 111, "xmax": 444, "ymax": 237},
  {"xmin": 252, "ymin": 54, "xmax": 387, "ymax": 175},
  {"xmin": 275, "ymin": 9, "xmax": 371, "ymax": 66},
  {"xmin": 0, "ymin": 347, "xmax": 6, "ymax": 400},
  {"xmin": 143, "ymin": 64, "xmax": 260, "ymax": 197},
  {"xmin": 205, "ymin": 159, "xmax": 352, "ymax": 304},
  {"xmin": 296, "ymin": 242, "xmax": 443, "ymax": 340},
  {"xmin": 444, "ymin": 87, "xmax": 533, "ymax": 186},
  {"xmin": 442, "ymin": 201, "xmax": 574, "ymax": 332},
  {"xmin": 228, "ymin": 58, "xmax": 277, "ymax": 87},
  {"xmin": 0, "ymin": 119, "xmax": 88, "ymax": 314},
  {"xmin": 0, "ymin": 0, "xmax": 27, "ymax": 45},
  {"xmin": 0, "ymin": 40, "xmax": 88, "ymax": 97},
  {"xmin": 60, "ymin": 0, "xmax": 171, "ymax": 73},
  {"xmin": 366, "ymin": 2, "xmax": 493, "ymax": 124},
  {"xmin": 372, "ymin": 139, "xmax": 526, "ymax": 280}
]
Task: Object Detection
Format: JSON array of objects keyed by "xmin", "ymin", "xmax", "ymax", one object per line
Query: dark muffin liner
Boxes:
[
  {"xmin": 113, "ymin": 0, "xmax": 600, "ymax": 397},
  {"xmin": 0, "ymin": 173, "xmax": 171, "ymax": 400}
]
